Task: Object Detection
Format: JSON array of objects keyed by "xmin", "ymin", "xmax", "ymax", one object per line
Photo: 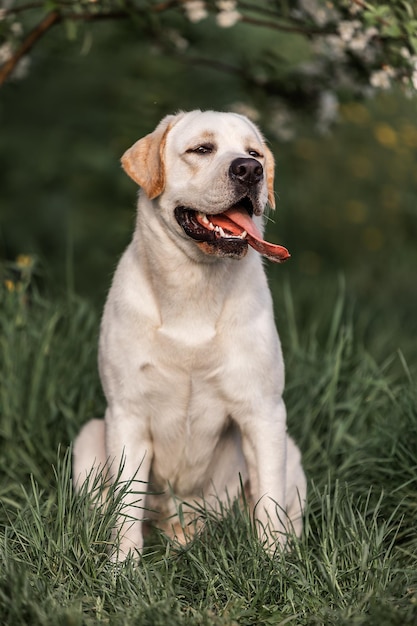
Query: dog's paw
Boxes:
[{"xmin": 110, "ymin": 520, "xmax": 143, "ymax": 563}]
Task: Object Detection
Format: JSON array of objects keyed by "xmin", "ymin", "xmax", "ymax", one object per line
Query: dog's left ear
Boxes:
[
  {"xmin": 264, "ymin": 145, "xmax": 276, "ymax": 210},
  {"xmin": 121, "ymin": 113, "xmax": 184, "ymax": 199}
]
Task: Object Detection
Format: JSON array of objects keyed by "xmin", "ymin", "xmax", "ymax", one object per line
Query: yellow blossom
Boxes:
[
  {"xmin": 16, "ymin": 254, "xmax": 33, "ymax": 268},
  {"xmin": 341, "ymin": 102, "xmax": 370, "ymax": 125},
  {"xmin": 4, "ymin": 279, "xmax": 15, "ymax": 292},
  {"xmin": 374, "ymin": 123, "xmax": 397, "ymax": 148}
]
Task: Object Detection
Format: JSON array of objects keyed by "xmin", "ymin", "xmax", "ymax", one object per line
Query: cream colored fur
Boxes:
[{"xmin": 73, "ymin": 110, "xmax": 306, "ymax": 561}]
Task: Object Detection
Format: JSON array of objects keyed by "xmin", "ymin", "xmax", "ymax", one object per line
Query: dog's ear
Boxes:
[
  {"xmin": 121, "ymin": 114, "xmax": 182, "ymax": 199},
  {"xmin": 264, "ymin": 145, "xmax": 276, "ymax": 210}
]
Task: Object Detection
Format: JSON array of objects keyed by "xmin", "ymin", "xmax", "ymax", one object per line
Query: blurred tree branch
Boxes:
[
  {"xmin": 0, "ymin": 0, "xmax": 180, "ymax": 86},
  {"xmin": 0, "ymin": 11, "xmax": 60, "ymax": 85},
  {"xmin": 0, "ymin": 0, "xmax": 329, "ymax": 87},
  {"xmin": 0, "ymin": 0, "xmax": 416, "ymax": 102}
]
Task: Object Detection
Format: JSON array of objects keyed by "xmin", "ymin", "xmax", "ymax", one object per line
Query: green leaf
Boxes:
[
  {"xmin": 64, "ymin": 18, "xmax": 78, "ymax": 41},
  {"xmin": 409, "ymin": 35, "xmax": 417, "ymax": 52},
  {"xmin": 381, "ymin": 20, "xmax": 401, "ymax": 38},
  {"xmin": 400, "ymin": 1, "xmax": 416, "ymax": 20},
  {"xmin": 404, "ymin": 19, "xmax": 417, "ymax": 37}
]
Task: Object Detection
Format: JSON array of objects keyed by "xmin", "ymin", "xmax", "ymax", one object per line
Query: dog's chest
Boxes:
[
  {"xmin": 140, "ymin": 328, "xmax": 232, "ymax": 489},
  {"xmin": 141, "ymin": 325, "xmax": 227, "ymax": 421}
]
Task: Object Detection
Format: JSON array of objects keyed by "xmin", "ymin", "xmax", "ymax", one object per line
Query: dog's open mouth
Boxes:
[{"xmin": 174, "ymin": 201, "xmax": 290, "ymax": 263}]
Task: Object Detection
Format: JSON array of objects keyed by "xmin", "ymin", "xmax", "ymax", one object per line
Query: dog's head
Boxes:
[{"xmin": 121, "ymin": 110, "xmax": 289, "ymax": 262}]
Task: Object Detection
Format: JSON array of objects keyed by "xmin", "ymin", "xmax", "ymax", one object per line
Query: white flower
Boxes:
[
  {"xmin": 348, "ymin": 26, "xmax": 377, "ymax": 52},
  {"xmin": 370, "ymin": 66, "xmax": 395, "ymax": 90},
  {"xmin": 0, "ymin": 0, "xmax": 13, "ymax": 17},
  {"xmin": 349, "ymin": 1, "xmax": 363, "ymax": 15},
  {"xmin": 230, "ymin": 102, "xmax": 260, "ymax": 122},
  {"xmin": 401, "ymin": 51, "xmax": 417, "ymax": 90},
  {"xmin": 320, "ymin": 35, "xmax": 346, "ymax": 60},
  {"xmin": 0, "ymin": 42, "xmax": 31, "ymax": 80},
  {"xmin": 310, "ymin": 7, "xmax": 328, "ymax": 27},
  {"xmin": 11, "ymin": 22, "xmax": 23, "ymax": 36},
  {"xmin": 316, "ymin": 90, "xmax": 339, "ymax": 133},
  {"xmin": 217, "ymin": 0, "xmax": 236, "ymax": 10},
  {"xmin": 0, "ymin": 42, "xmax": 13, "ymax": 64},
  {"xmin": 400, "ymin": 47, "xmax": 411, "ymax": 60},
  {"xmin": 168, "ymin": 29, "xmax": 189, "ymax": 52},
  {"xmin": 216, "ymin": 9, "xmax": 240, "ymax": 28},
  {"xmin": 365, "ymin": 27, "xmax": 378, "ymax": 39},
  {"xmin": 184, "ymin": 0, "xmax": 208, "ymax": 23},
  {"xmin": 12, "ymin": 55, "xmax": 30, "ymax": 80},
  {"xmin": 338, "ymin": 20, "xmax": 361, "ymax": 43},
  {"xmin": 216, "ymin": 0, "xmax": 240, "ymax": 28},
  {"xmin": 269, "ymin": 105, "xmax": 295, "ymax": 142},
  {"xmin": 299, "ymin": 0, "xmax": 335, "ymax": 26},
  {"xmin": 348, "ymin": 32, "xmax": 366, "ymax": 51}
]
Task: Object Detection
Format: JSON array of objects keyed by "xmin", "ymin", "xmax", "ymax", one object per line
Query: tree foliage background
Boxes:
[{"xmin": 1, "ymin": 0, "xmax": 417, "ymax": 358}]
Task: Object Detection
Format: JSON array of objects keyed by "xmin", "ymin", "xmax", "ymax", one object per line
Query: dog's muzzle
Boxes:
[
  {"xmin": 174, "ymin": 157, "xmax": 290, "ymax": 263},
  {"xmin": 229, "ymin": 157, "xmax": 264, "ymax": 191},
  {"xmin": 174, "ymin": 202, "xmax": 290, "ymax": 263}
]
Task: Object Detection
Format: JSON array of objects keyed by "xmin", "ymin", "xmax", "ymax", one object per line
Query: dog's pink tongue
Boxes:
[{"xmin": 212, "ymin": 208, "xmax": 290, "ymax": 263}]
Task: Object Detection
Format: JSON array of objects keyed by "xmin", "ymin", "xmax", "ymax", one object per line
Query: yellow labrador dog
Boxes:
[{"xmin": 73, "ymin": 110, "xmax": 306, "ymax": 561}]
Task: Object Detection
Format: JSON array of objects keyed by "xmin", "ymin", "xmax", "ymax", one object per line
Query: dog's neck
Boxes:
[{"xmin": 132, "ymin": 196, "xmax": 258, "ymax": 343}]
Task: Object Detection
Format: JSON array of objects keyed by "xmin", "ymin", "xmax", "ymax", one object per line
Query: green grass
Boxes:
[{"xmin": 1, "ymin": 273, "xmax": 416, "ymax": 625}]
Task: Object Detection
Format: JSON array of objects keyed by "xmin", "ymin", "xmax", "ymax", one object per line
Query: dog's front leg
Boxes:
[
  {"xmin": 240, "ymin": 398, "xmax": 288, "ymax": 550},
  {"xmin": 105, "ymin": 409, "xmax": 152, "ymax": 562}
]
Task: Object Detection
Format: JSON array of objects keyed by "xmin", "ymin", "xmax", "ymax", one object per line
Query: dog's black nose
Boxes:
[{"xmin": 229, "ymin": 157, "xmax": 263, "ymax": 186}]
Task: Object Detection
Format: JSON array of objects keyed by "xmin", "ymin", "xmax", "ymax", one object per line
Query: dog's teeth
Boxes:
[
  {"xmin": 198, "ymin": 212, "xmax": 212, "ymax": 228},
  {"xmin": 218, "ymin": 226, "xmax": 226, "ymax": 237},
  {"xmin": 240, "ymin": 230, "xmax": 247, "ymax": 239}
]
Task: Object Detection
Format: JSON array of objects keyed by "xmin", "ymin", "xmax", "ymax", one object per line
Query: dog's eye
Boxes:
[
  {"xmin": 248, "ymin": 149, "xmax": 262, "ymax": 158},
  {"xmin": 187, "ymin": 144, "xmax": 214, "ymax": 155}
]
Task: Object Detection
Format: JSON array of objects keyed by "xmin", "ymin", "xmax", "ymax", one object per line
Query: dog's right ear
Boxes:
[
  {"xmin": 121, "ymin": 113, "xmax": 183, "ymax": 200},
  {"xmin": 264, "ymin": 144, "xmax": 276, "ymax": 210}
]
